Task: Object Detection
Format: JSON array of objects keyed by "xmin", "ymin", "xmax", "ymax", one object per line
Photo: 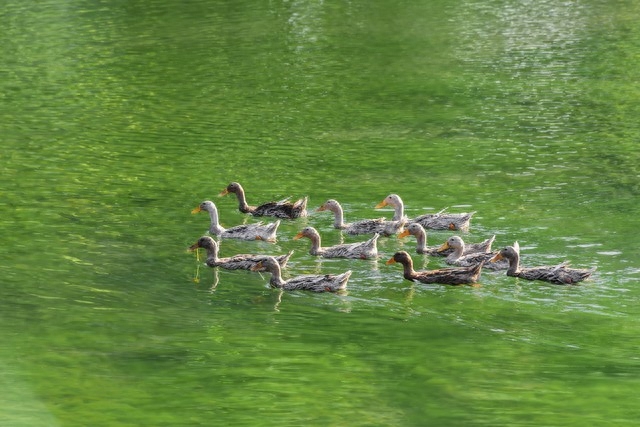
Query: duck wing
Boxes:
[
  {"xmin": 282, "ymin": 271, "xmax": 351, "ymax": 292},
  {"xmin": 412, "ymin": 262, "xmax": 483, "ymax": 285}
]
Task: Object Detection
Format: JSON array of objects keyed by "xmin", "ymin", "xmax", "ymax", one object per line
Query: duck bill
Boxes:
[
  {"xmin": 437, "ymin": 242, "xmax": 450, "ymax": 252},
  {"xmin": 191, "ymin": 206, "xmax": 202, "ymax": 214},
  {"xmin": 188, "ymin": 242, "xmax": 200, "ymax": 251},
  {"xmin": 489, "ymin": 253, "xmax": 504, "ymax": 263},
  {"xmin": 293, "ymin": 232, "xmax": 304, "ymax": 240},
  {"xmin": 385, "ymin": 257, "xmax": 397, "ymax": 265},
  {"xmin": 375, "ymin": 200, "xmax": 388, "ymax": 209},
  {"xmin": 398, "ymin": 229, "xmax": 410, "ymax": 238},
  {"xmin": 219, "ymin": 189, "xmax": 229, "ymax": 197},
  {"xmin": 316, "ymin": 205, "xmax": 327, "ymax": 212}
]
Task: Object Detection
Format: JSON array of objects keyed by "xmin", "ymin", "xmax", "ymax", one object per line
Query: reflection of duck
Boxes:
[
  {"xmin": 375, "ymin": 194, "xmax": 474, "ymax": 231},
  {"xmin": 251, "ymin": 256, "xmax": 351, "ymax": 292},
  {"xmin": 386, "ymin": 251, "xmax": 483, "ymax": 285},
  {"xmin": 220, "ymin": 182, "xmax": 307, "ymax": 219},
  {"xmin": 192, "ymin": 201, "xmax": 279, "ymax": 242},
  {"xmin": 438, "ymin": 236, "xmax": 507, "ymax": 270},
  {"xmin": 188, "ymin": 236, "xmax": 293, "ymax": 270},
  {"xmin": 399, "ymin": 223, "xmax": 494, "ymax": 256},
  {"xmin": 294, "ymin": 226, "xmax": 378, "ymax": 259},
  {"xmin": 490, "ymin": 242, "xmax": 596, "ymax": 284},
  {"xmin": 317, "ymin": 199, "xmax": 405, "ymax": 236}
]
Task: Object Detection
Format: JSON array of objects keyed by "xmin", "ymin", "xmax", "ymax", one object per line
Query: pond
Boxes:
[{"xmin": 1, "ymin": 0, "xmax": 639, "ymax": 426}]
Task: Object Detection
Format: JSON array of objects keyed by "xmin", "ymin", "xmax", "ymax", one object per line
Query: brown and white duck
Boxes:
[
  {"xmin": 437, "ymin": 235, "xmax": 507, "ymax": 270},
  {"xmin": 386, "ymin": 251, "xmax": 483, "ymax": 285},
  {"xmin": 490, "ymin": 242, "xmax": 595, "ymax": 284},
  {"xmin": 192, "ymin": 201, "xmax": 279, "ymax": 242},
  {"xmin": 251, "ymin": 256, "xmax": 351, "ymax": 292},
  {"xmin": 293, "ymin": 226, "xmax": 378, "ymax": 259},
  {"xmin": 188, "ymin": 236, "xmax": 293, "ymax": 270},
  {"xmin": 375, "ymin": 194, "xmax": 474, "ymax": 231},
  {"xmin": 316, "ymin": 199, "xmax": 405, "ymax": 236},
  {"xmin": 220, "ymin": 182, "xmax": 307, "ymax": 219}
]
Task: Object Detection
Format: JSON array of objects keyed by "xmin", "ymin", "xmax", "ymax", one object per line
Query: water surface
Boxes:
[{"xmin": 1, "ymin": 0, "xmax": 639, "ymax": 426}]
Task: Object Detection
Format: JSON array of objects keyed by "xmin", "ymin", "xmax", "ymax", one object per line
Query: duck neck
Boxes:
[
  {"xmin": 506, "ymin": 252, "xmax": 520, "ymax": 276},
  {"xmin": 204, "ymin": 242, "xmax": 219, "ymax": 263},
  {"xmin": 267, "ymin": 264, "xmax": 286, "ymax": 288},
  {"xmin": 414, "ymin": 229, "xmax": 428, "ymax": 252},
  {"xmin": 401, "ymin": 259, "xmax": 416, "ymax": 280},
  {"xmin": 448, "ymin": 243, "xmax": 465, "ymax": 261},
  {"xmin": 391, "ymin": 200, "xmax": 404, "ymax": 221},
  {"xmin": 307, "ymin": 233, "xmax": 323, "ymax": 256},
  {"xmin": 206, "ymin": 206, "xmax": 225, "ymax": 235},
  {"xmin": 233, "ymin": 186, "xmax": 252, "ymax": 213},
  {"xmin": 329, "ymin": 204, "xmax": 346, "ymax": 229}
]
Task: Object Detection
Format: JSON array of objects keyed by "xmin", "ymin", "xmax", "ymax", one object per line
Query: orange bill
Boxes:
[
  {"xmin": 191, "ymin": 206, "xmax": 202, "ymax": 214},
  {"xmin": 385, "ymin": 257, "xmax": 397, "ymax": 265},
  {"xmin": 437, "ymin": 241, "xmax": 450, "ymax": 252},
  {"xmin": 219, "ymin": 188, "xmax": 229, "ymax": 196},
  {"xmin": 489, "ymin": 253, "xmax": 504, "ymax": 263},
  {"xmin": 398, "ymin": 229, "xmax": 410, "ymax": 238},
  {"xmin": 375, "ymin": 200, "xmax": 388, "ymax": 209}
]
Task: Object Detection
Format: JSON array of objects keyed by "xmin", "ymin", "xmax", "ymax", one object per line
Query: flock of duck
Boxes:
[{"xmin": 188, "ymin": 182, "xmax": 595, "ymax": 293}]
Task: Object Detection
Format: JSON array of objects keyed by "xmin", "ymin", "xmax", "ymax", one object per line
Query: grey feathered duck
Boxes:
[
  {"xmin": 316, "ymin": 199, "xmax": 405, "ymax": 236},
  {"xmin": 438, "ymin": 235, "xmax": 508, "ymax": 271},
  {"xmin": 398, "ymin": 223, "xmax": 495, "ymax": 256},
  {"xmin": 376, "ymin": 193, "xmax": 474, "ymax": 231},
  {"xmin": 192, "ymin": 201, "xmax": 279, "ymax": 242},
  {"xmin": 293, "ymin": 226, "xmax": 379, "ymax": 259},
  {"xmin": 220, "ymin": 181, "xmax": 308, "ymax": 219},
  {"xmin": 251, "ymin": 256, "xmax": 351, "ymax": 292},
  {"xmin": 490, "ymin": 242, "xmax": 595, "ymax": 284},
  {"xmin": 188, "ymin": 236, "xmax": 293, "ymax": 270},
  {"xmin": 386, "ymin": 251, "xmax": 484, "ymax": 285}
]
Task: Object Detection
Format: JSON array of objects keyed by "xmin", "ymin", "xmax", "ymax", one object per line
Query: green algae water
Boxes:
[{"xmin": 1, "ymin": 0, "xmax": 639, "ymax": 425}]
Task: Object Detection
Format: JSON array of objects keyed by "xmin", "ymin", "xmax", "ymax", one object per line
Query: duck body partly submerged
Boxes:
[
  {"xmin": 188, "ymin": 236, "xmax": 293, "ymax": 270},
  {"xmin": 251, "ymin": 256, "xmax": 351, "ymax": 292},
  {"xmin": 192, "ymin": 201, "xmax": 279, "ymax": 242},
  {"xmin": 490, "ymin": 242, "xmax": 595, "ymax": 284},
  {"xmin": 317, "ymin": 199, "xmax": 404, "ymax": 236},
  {"xmin": 376, "ymin": 194, "xmax": 475, "ymax": 231},
  {"xmin": 438, "ymin": 235, "xmax": 507, "ymax": 270},
  {"xmin": 386, "ymin": 251, "xmax": 483, "ymax": 285},
  {"xmin": 220, "ymin": 182, "xmax": 308, "ymax": 219},
  {"xmin": 294, "ymin": 226, "xmax": 378, "ymax": 259}
]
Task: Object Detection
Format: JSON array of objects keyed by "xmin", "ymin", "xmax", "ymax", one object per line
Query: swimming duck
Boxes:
[
  {"xmin": 437, "ymin": 235, "xmax": 508, "ymax": 270},
  {"xmin": 375, "ymin": 194, "xmax": 474, "ymax": 231},
  {"xmin": 489, "ymin": 242, "xmax": 595, "ymax": 285},
  {"xmin": 386, "ymin": 251, "xmax": 483, "ymax": 285},
  {"xmin": 316, "ymin": 199, "xmax": 405, "ymax": 236},
  {"xmin": 293, "ymin": 226, "xmax": 379, "ymax": 259},
  {"xmin": 219, "ymin": 181, "xmax": 308, "ymax": 219},
  {"xmin": 188, "ymin": 236, "xmax": 293, "ymax": 270},
  {"xmin": 251, "ymin": 256, "xmax": 351, "ymax": 292},
  {"xmin": 192, "ymin": 201, "xmax": 279, "ymax": 242},
  {"xmin": 399, "ymin": 223, "xmax": 494, "ymax": 256}
]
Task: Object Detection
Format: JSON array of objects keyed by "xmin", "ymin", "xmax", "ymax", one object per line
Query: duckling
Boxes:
[
  {"xmin": 376, "ymin": 194, "xmax": 474, "ymax": 231},
  {"xmin": 316, "ymin": 199, "xmax": 405, "ymax": 236},
  {"xmin": 188, "ymin": 236, "xmax": 293, "ymax": 270},
  {"xmin": 220, "ymin": 182, "xmax": 307, "ymax": 219},
  {"xmin": 251, "ymin": 256, "xmax": 351, "ymax": 292},
  {"xmin": 192, "ymin": 201, "xmax": 279, "ymax": 242},
  {"xmin": 293, "ymin": 226, "xmax": 378, "ymax": 259},
  {"xmin": 490, "ymin": 242, "xmax": 595, "ymax": 284},
  {"xmin": 437, "ymin": 235, "xmax": 508, "ymax": 270},
  {"xmin": 386, "ymin": 251, "xmax": 483, "ymax": 285}
]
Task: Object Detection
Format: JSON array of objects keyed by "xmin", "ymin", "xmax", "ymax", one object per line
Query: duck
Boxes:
[
  {"xmin": 399, "ymin": 223, "xmax": 495, "ymax": 256},
  {"xmin": 437, "ymin": 235, "xmax": 508, "ymax": 270},
  {"xmin": 251, "ymin": 256, "xmax": 351, "ymax": 292},
  {"xmin": 316, "ymin": 199, "xmax": 405, "ymax": 236},
  {"xmin": 386, "ymin": 251, "xmax": 483, "ymax": 285},
  {"xmin": 219, "ymin": 181, "xmax": 308, "ymax": 219},
  {"xmin": 188, "ymin": 236, "xmax": 293, "ymax": 270},
  {"xmin": 192, "ymin": 201, "xmax": 279, "ymax": 242},
  {"xmin": 490, "ymin": 242, "xmax": 595, "ymax": 285},
  {"xmin": 375, "ymin": 194, "xmax": 474, "ymax": 231},
  {"xmin": 293, "ymin": 226, "xmax": 378, "ymax": 259}
]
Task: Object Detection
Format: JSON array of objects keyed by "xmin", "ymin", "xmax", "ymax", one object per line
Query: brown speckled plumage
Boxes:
[
  {"xmin": 220, "ymin": 182, "xmax": 307, "ymax": 219},
  {"xmin": 386, "ymin": 251, "xmax": 483, "ymax": 286}
]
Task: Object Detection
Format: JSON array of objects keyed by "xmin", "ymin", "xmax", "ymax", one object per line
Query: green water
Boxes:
[{"xmin": 2, "ymin": 0, "xmax": 640, "ymax": 425}]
